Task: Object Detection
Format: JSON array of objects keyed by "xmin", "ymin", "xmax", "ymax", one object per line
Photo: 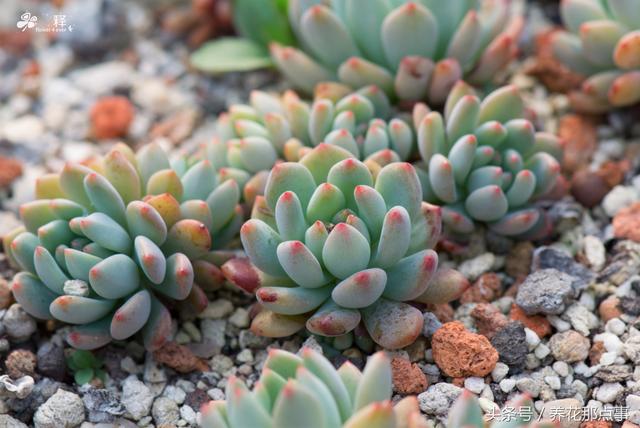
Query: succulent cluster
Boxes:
[
  {"xmin": 7, "ymin": 143, "xmax": 242, "ymax": 350},
  {"xmin": 200, "ymin": 86, "xmax": 415, "ymax": 206},
  {"xmin": 271, "ymin": 0, "xmax": 523, "ymax": 105},
  {"xmin": 223, "ymin": 144, "xmax": 468, "ymax": 349},
  {"xmin": 447, "ymin": 391, "xmax": 555, "ymax": 428},
  {"xmin": 413, "ymin": 81, "xmax": 563, "ymax": 236},
  {"xmin": 201, "ymin": 348, "xmax": 428, "ymax": 428},
  {"xmin": 552, "ymin": 0, "xmax": 640, "ymax": 112}
]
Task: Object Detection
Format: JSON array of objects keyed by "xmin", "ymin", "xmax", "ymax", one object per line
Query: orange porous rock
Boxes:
[
  {"xmin": 431, "ymin": 321, "xmax": 498, "ymax": 378},
  {"xmin": 90, "ymin": 96, "xmax": 135, "ymax": 140}
]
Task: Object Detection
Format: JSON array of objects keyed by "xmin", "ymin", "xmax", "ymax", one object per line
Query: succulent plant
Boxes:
[
  {"xmin": 201, "ymin": 347, "xmax": 428, "ymax": 428},
  {"xmin": 201, "ymin": 86, "xmax": 415, "ymax": 207},
  {"xmin": 270, "ymin": 0, "xmax": 523, "ymax": 105},
  {"xmin": 222, "ymin": 144, "xmax": 468, "ymax": 349},
  {"xmin": 551, "ymin": 0, "xmax": 640, "ymax": 112},
  {"xmin": 413, "ymin": 81, "xmax": 563, "ymax": 237},
  {"xmin": 447, "ymin": 390, "xmax": 555, "ymax": 428},
  {"xmin": 7, "ymin": 143, "xmax": 242, "ymax": 350}
]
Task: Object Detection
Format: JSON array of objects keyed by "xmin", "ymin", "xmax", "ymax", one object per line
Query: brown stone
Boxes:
[
  {"xmin": 152, "ymin": 342, "xmax": 209, "ymax": 373},
  {"xmin": 505, "ymin": 242, "xmax": 534, "ymax": 278},
  {"xmin": 471, "ymin": 303, "xmax": 509, "ymax": 339},
  {"xmin": 613, "ymin": 202, "xmax": 640, "ymax": 242},
  {"xmin": 90, "ymin": 96, "xmax": 135, "ymax": 140},
  {"xmin": 460, "ymin": 273, "xmax": 502, "ymax": 304},
  {"xmin": 431, "ymin": 321, "xmax": 499, "ymax": 378},
  {"xmin": 526, "ymin": 29, "xmax": 585, "ymax": 95},
  {"xmin": 425, "ymin": 303, "xmax": 454, "ymax": 323},
  {"xmin": 510, "ymin": 303, "xmax": 552, "ymax": 338},
  {"xmin": 0, "ymin": 157, "xmax": 23, "ymax": 188},
  {"xmin": 559, "ymin": 114, "xmax": 598, "ymax": 173},
  {"xmin": 589, "ymin": 341, "xmax": 606, "ymax": 366},
  {"xmin": 6, "ymin": 349, "xmax": 37, "ymax": 378},
  {"xmin": 599, "ymin": 296, "xmax": 622, "ymax": 322},
  {"xmin": 390, "ymin": 357, "xmax": 428, "ymax": 395},
  {"xmin": 0, "ymin": 278, "xmax": 13, "ymax": 309},
  {"xmin": 570, "ymin": 168, "xmax": 611, "ymax": 209}
]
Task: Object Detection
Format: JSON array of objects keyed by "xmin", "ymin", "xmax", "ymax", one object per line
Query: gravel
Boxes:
[
  {"xmin": 33, "ymin": 389, "xmax": 85, "ymax": 428},
  {"xmin": 417, "ymin": 383, "xmax": 462, "ymax": 418},
  {"xmin": 516, "ymin": 269, "xmax": 576, "ymax": 315},
  {"xmin": 121, "ymin": 376, "xmax": 154, "ymax": 421}
]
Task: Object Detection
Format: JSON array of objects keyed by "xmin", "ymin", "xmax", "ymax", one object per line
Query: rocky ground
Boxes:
[{"xmin": 2, "ymin": 1, "xmax": 640, "ymax": 427}]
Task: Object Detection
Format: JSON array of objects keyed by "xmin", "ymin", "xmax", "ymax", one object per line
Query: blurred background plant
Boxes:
[{"xmin": 190, "ymin": 0, "xmax": 295, "ymax": 72}]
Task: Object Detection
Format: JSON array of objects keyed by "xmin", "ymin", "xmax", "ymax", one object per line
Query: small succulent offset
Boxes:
[
  {"xmin": 7, "ymin": 143, "xmax": 242, "ymax": 350},
  {"xmin": 413, "ymin": 81, "xmax": 563, "ymax": 237},
  {"xmin": 447, "ymin": 391, "xmax": 555, "ymax": 428},
  {"xmin": 66, "ymin": 350, "xmax": 106, "ymax": 385},
  {"xmin": 201, "ymin": 348, "xmax": 428, "ymax": 428},
  {"xmin": 271, "ymin": 0, "xmax": 523, "ymax": 105},
  {"xmin": 201, "ymin": 86, "xmax": 414, "ymax": 206},
  {"xmin": 223, "ymin": 144, "xmax": 468, "ymax": 349},
  {"xmin": 552, "ymin": 0, "xmax": 640, "ymax": 112}
]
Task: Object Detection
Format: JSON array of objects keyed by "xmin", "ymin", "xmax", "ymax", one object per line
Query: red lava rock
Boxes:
[
  {"xmin": 558, "ymin": 114, "xmax": 598, "ymax": 173},
  {"xmin": 599, "ymin": 296, "xmax": 622, "ymax": 322},
  {"xmin": 526, "ymin": 29, "xmax": 585, "ymax": 95},
  {"xmin": 0, "ymin": 157, "xmax": 23, "ymax": 188},
  {"xmin": 589, "ymin": 341, "xmax": 606, "ymax": 366},
  {"xmin": 425, "ymin": 303, "xmax": 454, "ymax": 323},
  {"xmin": 152, "ymin": 342, "xmax": 209, "ymax": 373},
  {"xmin": 471, "ymin": 303, "xmax": 509, "ymax": 339},
  {"xmin": 505, "ymin": 242, "xmax": 534, "ymax": 278},
  {"xmin": 451, "ymin": 377, "xmax": 465, "ymax": 387},
  {"xmin": 431, "ymin": 321, "xmax": 499, "ymax": 378},
  {"xmin": 6, "ymin": 349, "xmax": 37, "ymax": 378},
  {"xmin": 613, "ymin": 202, "xmax": 640, "ymax": 242},
  {"xmin": 460, "ymin": 273, "xmax": 502, "ymax": 304},
  {"xmin": 90, "ymin": 96, "xmax": 135, "ymax": 140},
  {"xmin": 0, "ymin": 278, "xmax": 13, "ymax": 309},
  {"xmin": 581, "ymin": 421, "xmax": 612, "ymax": 428},
  {"xmin": 391, "ymin": 357, "xmax": 428, "ymax": 395},
  {"xmin": 509, "ymin": 303, "xmax": 552, "ymax": 338}
]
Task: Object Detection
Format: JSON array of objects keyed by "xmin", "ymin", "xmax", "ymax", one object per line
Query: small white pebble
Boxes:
[
  {"xmin": 534, "ymin": 343, "xmax": 550, "ymax": 359},
  {"xmin": 491, "ymin": 362, "xmax": 509, "ymax": 382},
  {"xmin": 573, "ymin": 362, "xmax": 589, "ymax": 375},
  {"xmin": 544, "ymin": 375, "xmax": 561, "ymax": 390},
  {"xmin": 207, "ymin": 388, "xmax": 224, "ymax": 400},
  {"xmin": 627, "ymin": 395, "xmax": 640, "ymax": 412},
  {"xmin": 236, "ymin": 349, "xmax": 253, "ymax": 364},
  {"xmin": 499, "ymin": 378, "xmax": 516, "ymax": 393},
  {"xmin": 605, "ymin": 318, "xmax": 626, "ymax": 336},
  {"xmin": 525, "ymin": 328, "xmax": 540, "ymax": 350},
  {"xmin": 552, "ymin": 361, "xmax": 569, "ymax": 377},
  {"xmin": 480, "ymin": 385, "xmax": 494, "ymax": 401},
  {"xmin": 578, "ymin": 292, "xmax": 596, "ymax": 311},
  {"xmin": 478, "ymin": 398, "xmax": 499, "ymax": 414},
  {"xmin": 599, "ymin": 352, "xmax": 617, "ymax": 366},
  {"xmin": 547, "ymin": 315, "xmax": 571, "ymax": 332},
  {"xmin": 464, "ymin": 377, "xmax": 485, "ymax": 394}
]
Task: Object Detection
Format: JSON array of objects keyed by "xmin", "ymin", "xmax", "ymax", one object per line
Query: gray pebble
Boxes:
[
  {"xmin": 516, "ymin": 269, "xmax": 575, "ymax": 315},
  {"xmin": 33, "ymin": 389, "xmax": 85, "ymax": 428}
]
